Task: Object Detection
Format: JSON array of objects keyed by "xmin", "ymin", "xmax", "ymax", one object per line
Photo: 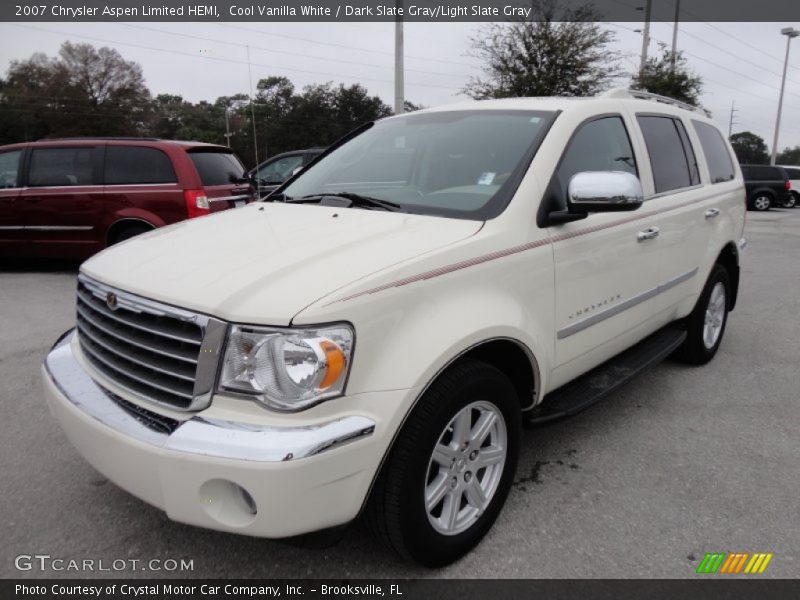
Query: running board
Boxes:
[{"xmin": 525, "ymin": 325, "xmax": 687, "ymax": 425}]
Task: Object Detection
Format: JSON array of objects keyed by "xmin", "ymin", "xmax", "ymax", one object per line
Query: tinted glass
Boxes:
[
  {"xmin": 746, "ymin": 166, "xmax": 781, "ymax": 180},
  {"xmin": 29, "ymin": 147, "xmax": 97, "ymax": 187},
  {"xmin": 0, "ymin": 150, "xmax": 22, "ymax": 188},
  {"xmin": 784, "ymin": 167, "xmax": 800, "ymax": 179},
  {"xmin": 692, "ymin": 121, "xmax": 736, "ymax": 184},
  {"xmin": 256, "ymin": 154, "xmax": 304, "ymax": 184},
  {"xmin": 556, "ymin": 116, "xmax": 637, "ymax": 206},
  {"xmin": 105, "ymin": 146, "xmax": 176, "ymax": 184},
  {"xmin": 674, "ymin": 120, "xmax": 700, "ymax": 185},
  {"xmin": 637, "ymin": 116, "xmax": 695, "ymax": 193},
  {"xmin": 283, "ymin": 110, "xmax": 555, "ymax": 219},
  {"xmin": 188, "ymin": 151, "xmax": 245, "ymax": 186}
]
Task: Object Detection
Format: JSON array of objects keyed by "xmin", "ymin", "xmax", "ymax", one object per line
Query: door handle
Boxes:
[
  {"xmin": 637, "ymin": 226, "xmax": 660, "ymax": 242},
  {"xmin": 704, "ymin": 208, "xmax": 721, "ymax": 219}
]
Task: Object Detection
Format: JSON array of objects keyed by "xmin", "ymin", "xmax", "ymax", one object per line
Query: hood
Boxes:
[{"xmin": 82, "ymin": 202, "xmax": 482, "ymax": 324}]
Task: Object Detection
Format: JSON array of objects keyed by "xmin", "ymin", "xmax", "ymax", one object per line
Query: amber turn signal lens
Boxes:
[{"xmin": 318, "ymin": 340, "xmax": 346, "ymax": 389}]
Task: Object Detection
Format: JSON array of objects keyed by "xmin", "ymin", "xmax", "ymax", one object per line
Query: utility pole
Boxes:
[
  {"xmin": 771, "ymin": 27, "xmax": 799, "ymax": 165},
  {"xmin": 728, "ymin": 101, "xmax": 738, "ymax": 137},
  {"xmin": 638, "ymin": 0, "xmax": 653, "ymax": 77},
  {"xmin": 246, "ymin": 45, "xmax": 259, "ymax": 169},
  {"xmin": 224, "ymin": 108, "xmax": 232, "ymax": 147},
  {"xmin": 670, "ymin": 0, "xmax": 680, "ymax": 70},
  {"xmin": 394, "ymin": 2, "xmax": 404, "ymax": 115}
]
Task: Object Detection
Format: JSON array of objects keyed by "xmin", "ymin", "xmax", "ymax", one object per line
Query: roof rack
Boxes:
[{"xmin": 601, "ymin": 87, "xmax": 712, "ymax": 118}]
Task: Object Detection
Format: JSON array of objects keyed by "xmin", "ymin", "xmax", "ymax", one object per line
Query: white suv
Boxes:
[{"xmin": 42, "ymin": 89, "xmax": 746, "ymax": 567}]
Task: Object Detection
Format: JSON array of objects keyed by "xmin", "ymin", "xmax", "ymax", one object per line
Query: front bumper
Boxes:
[{"xmin": 42, "ymin": 331, "xmax": 394, "ymax": 538}]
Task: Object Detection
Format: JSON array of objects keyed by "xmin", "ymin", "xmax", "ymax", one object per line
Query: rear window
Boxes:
[
  {"xmin": 28, "ymin": 147, "xmax": 98, "ymax": 187},
  {"xmin": 692, "ymin": 121, "xmax": 735, "ymax": 184},
  {"xmin": 105, "ymin": 146, "xmax": 177, "ymax": 185},
  {"xmin": 188, "ymin": 151, "xmax": 245, "ymax": 186},
  {"xmin": 637, "ymin": 115, "xmax": 699, "ymax": 193}
]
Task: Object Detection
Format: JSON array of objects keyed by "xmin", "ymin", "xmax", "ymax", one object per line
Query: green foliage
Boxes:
[
  {"xmin": 777, "ymin": 145, "xmax": 800, "ymax": 166},
  {"xmin": 729, "ymin": 131, "xmax": 770, "ymax": 164},
  {"xmin": 631, "ymin": 44, "xmax": 703, "ymax": 106},
  {"xmin": 463, "ymin": 0, "xmax": 621, "ymax": 99}
]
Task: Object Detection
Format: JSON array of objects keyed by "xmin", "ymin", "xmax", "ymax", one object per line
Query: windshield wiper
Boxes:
[{"xmin": 288, "ymin": 192, "xmax": 404, "ymax": 212}]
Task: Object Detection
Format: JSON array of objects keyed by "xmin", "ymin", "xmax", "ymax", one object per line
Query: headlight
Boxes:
[{"xmin": 218, "ymin": 323, "xmax": 354, "ymax": 411}]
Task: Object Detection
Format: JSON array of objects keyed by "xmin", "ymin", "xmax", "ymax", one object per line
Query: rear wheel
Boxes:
[
  {"xmin": 674, "ymin": 264, "xmax": 730, "ymax": 365},
  {"xmin": 782, "ymin": 194, "xmax": 797, "ymax": 209},
  {"xmin": 750, "ymin": 194, "xmax": 772, "ymax": 211},
  {"xmin": 366, "ymin": 359, "xmax": 521, "ymax": 567},
  {"xmin": 109, "ymin": 224, "xmax": 152, "ymax": 245}
]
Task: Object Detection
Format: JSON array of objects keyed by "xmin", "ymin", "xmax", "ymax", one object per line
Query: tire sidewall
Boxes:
[
  {"xmin": 691, "ymin": 266, "xmax": 730, "ymax": 361},
  {"xmin": 397, "ymin": 366, "xmax": 521, "ymax": 566}
]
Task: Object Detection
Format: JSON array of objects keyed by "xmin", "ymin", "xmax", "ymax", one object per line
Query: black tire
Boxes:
[
  {"xmin": 109, "ymin": 224, "xmax": 152, "ymax": 245},
  {"xmin": 787, "ymin": 192, "xmax": 799, "ymax": 209},
  {"xmin": 366, "ymin": 359, "xmax": 521, "ymax": 567},
  {"xmin": 749, "ymin": 193, "xmax": 772, "ymax": 211},
  {"xmin": 674, "ymin": 264, "xmax": 730, "ymax": 365}
]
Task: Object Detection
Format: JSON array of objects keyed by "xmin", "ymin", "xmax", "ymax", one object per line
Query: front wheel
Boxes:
[
  {"xmin": 366, "ymin": 359, "xmax": 521, "ymax": 567},
  {"xmin": 674, "ymin": 264, "xmax": 730, "ymax": 365}
]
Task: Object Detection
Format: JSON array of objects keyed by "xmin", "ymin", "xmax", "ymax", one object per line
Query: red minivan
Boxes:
[{"xmin": 0, "ymin": 138, "xmax": 255, "ymax": 259}]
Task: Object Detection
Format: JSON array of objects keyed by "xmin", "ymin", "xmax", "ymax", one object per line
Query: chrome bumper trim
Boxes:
[{"xmin": 45, "ymin": 331, "xmax": 375, "ymax": 463}]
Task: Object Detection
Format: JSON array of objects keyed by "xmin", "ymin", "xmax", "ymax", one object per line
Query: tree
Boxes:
[
  {"xmin": 777, "ymin": 145, "xmax": 800, "ymax": 165},
  {"xmin": 463, "ymin": 0, "xmax": 621, "ymax": 99},
  {"xmin": 729, "ymin": 131, "xmax": 769, "ymax": 164},
  {"xmin": 631, "ymin": 44, "xmax": 703, "ymax": 106},
  {"xmin": 0, "ymin": 42, "xmax": 150, "ymax": 142}
]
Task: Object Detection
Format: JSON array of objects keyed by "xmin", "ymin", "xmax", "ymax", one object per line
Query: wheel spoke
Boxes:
[
  {"xmin": 442, "ymin": 491, "xmax": 460, "ymax": 530},
  {"xmin": 432, "ymin": 443, "xmax": 458, "ymax": 467},
  {"xmin": 425, "ymin": 474, "xmax": 450, "ymax": 511},
  {"xmin": 476, "ymin": 446, "xmax": 505, "ymax": 468},
  {"xmin": 470, "ymin": 411, "xmax": 496, "ymax": 445},
  {"xmin": 451, "ymin": 409, "xmax": 472, "ymax": 446},
  {"xmin": 465, "ymin": 479, "xmax": 488, "ymax": 513}
]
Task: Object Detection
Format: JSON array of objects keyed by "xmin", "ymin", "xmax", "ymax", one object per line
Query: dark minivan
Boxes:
[
  {"xmin": 0, "ymin": 138, "xmax": 255, "ymax": 259},
  {"xmin": 740, "ymin": 164, "xmax": 793, "ymax": 211},
  {"xmin": 250, "ymin": 148, "xmax": 324, "ymax": 196}
]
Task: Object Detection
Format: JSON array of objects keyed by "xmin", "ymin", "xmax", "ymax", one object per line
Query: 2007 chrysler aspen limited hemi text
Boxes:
[{"xmin": 43, "ymin": 89, "xmax": 746, "ymax": 566}]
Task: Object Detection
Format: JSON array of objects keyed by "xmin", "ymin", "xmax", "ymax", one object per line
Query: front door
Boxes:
[{"xmin": 548, "ymin": 115, "xmax": 662, "ymax": 374}]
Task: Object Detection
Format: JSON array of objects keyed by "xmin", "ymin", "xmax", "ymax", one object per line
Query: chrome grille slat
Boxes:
[
  {"xmin": 77, "ymin": 288, "xmax": 202, "ymax": 345},
  {"xmin": 78, "ymin": 332, "xmax": 194, "ymax": 400},
  {"xmin": 76, "ymin": 318, "xmax": 195, "ymax": 382},
  {"xmin": 76, "ymin": 303, "xmax": 198, "ymax": 364},
  {"xmin": 75, "ymin": 276, "xmax": 215, "ymax": 412}
]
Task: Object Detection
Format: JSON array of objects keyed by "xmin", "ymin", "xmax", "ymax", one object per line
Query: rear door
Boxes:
[
  {"xmin": 19, "ymin": 145, "xmax": 105, "ymax": 256},
  {"xmin": 0, "ymin": 148, "xmax": 25, "ymax": 248},
  {"xmin": 186, "ymin": 149, "xmax": 253, "ymax": 212}
]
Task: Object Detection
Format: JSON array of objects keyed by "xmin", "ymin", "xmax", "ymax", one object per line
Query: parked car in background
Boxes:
[
  {"xmin": 43, "ymin": 89, "xmax": 746, "ymax": 567},
  {"xmin": 0, "ymin": 138, "xmax": 255, "ymax": 259},
  {"xmin": 777, "ymin": 164, "xmax": 800, "ymax": 207},
  {"xmin": 250, "ymin": 148, "xmax": 324, "ymax": 196},
  {"xmin": 741, "ymin": 164, "xmax": 793, "ymax": 210}
]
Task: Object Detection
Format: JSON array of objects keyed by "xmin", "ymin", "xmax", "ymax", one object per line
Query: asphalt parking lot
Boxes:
[{"xmin": 1, "ymin": 209, "xmax": 799, "ymax": 579}]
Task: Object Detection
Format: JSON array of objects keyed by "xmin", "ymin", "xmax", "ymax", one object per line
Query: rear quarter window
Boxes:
[
  {"xmin": 104, "ymin": 146, "xmax": 177, "ymax": 184},
  {"xmin": 746, "ymin": 166, "xmax": 781, "ymax": 180},
  {"xmin": 188, "ymin": 151, "xmax": 245, "ymax": 186},
  {"xmin": 783, "ymin": 167, "xmax": 800, "ymax": 180},
  {"xmin": 691, "ymin": 121, "xmax": 736, "ymax": 184}
]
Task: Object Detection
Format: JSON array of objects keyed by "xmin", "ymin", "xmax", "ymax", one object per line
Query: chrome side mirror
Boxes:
[{"xmin": 567, "ymin": 171, "xmax": 643, "ymax": 213}]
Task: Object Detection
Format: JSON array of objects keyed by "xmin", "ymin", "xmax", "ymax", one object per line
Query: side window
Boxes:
[
  {"xmin": 555, "ymin": 116, "xmax": 638, "ymax": 206},
  {"xmin": 749, "ymin": 166, "xmax": 776, "ymax": 180},
  {"xmin": 257, "ymin": 155, "xmax": 304, "ymax": 184},
  {"xmin": 692, "ymin": 121, "xmax": 735, "ymax": 184},
  {"xmin": 0, "ymin": 150, "xmax": 22, "ymax": 189},
  {"xmin": 674, "ymin": 120, "xmax": 700, "ymax": 186},
  {"xmin": 28, "ymin": 147, "xmax": 97, "ymax": 187},
  {"xmin": 785, "ymin": 167, "xmax": 800, "ymax": 180},
  {"xmin": 637, "ymin": 115, "xmax": 697, "ymax": 194},
  {"xmin": 105, "ymin": 146, "xmax": 177, "ymax": 184}
]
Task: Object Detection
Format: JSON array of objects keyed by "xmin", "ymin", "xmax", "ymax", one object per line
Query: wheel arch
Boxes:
[
  {"xmin": 715, "ymin": 241, "xmax": 740, "ymax": 311},
  {"xmin": 105, "ymin": 217, "xmax": 157, "ymax": 246}
]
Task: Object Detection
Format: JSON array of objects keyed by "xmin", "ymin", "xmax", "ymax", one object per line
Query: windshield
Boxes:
[{"xmin": 281, "ymin": 110, "xmax": 555, "ymax": 219}]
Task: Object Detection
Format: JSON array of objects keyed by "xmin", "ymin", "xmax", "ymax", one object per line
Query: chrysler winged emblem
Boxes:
[{"xmin": 106, "ymin": 292, "xmax": 118, "ymax": 311}]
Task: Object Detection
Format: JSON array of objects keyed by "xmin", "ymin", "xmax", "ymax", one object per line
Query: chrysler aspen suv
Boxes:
[{"xmin": 42, "ymin": 89, "xmax": 746, "ymax": 566}]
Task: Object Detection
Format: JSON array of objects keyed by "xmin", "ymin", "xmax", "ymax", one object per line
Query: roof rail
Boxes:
[{"xmin": 601, "ymin": 87, "xmax": 712, "ymax": 118}]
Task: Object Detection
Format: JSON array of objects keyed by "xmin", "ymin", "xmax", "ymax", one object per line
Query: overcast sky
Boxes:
[{"xmin": 1, "ymin": 20, "xmax": 799, "ymax": 151}]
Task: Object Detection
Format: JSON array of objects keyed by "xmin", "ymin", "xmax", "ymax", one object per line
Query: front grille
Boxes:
[{"xmin": 75, "ymin": 276, "xmax": 205, "ymax": 410}]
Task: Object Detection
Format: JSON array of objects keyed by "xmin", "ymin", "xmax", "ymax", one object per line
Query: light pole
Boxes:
[{"xmin": 771, "ymin": 27, "xmax": 800, "ymax": 165}]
